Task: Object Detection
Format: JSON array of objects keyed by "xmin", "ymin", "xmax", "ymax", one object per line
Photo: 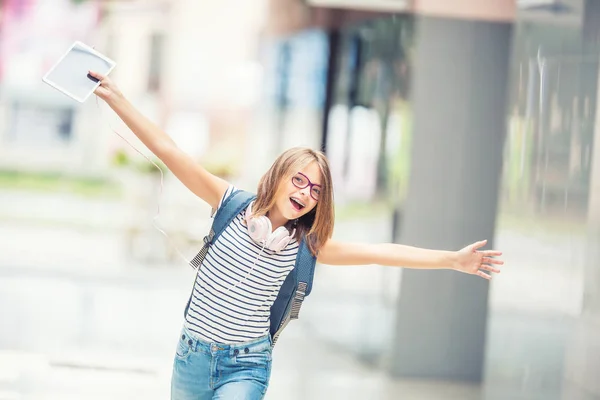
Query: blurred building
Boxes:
[
  {"xmin": 0, "ymin": 0, "xmax": 265, "ymax": 176},
  {"xmin": 0, "ymin": 0, "xmax": 103, "ymax": 173}
]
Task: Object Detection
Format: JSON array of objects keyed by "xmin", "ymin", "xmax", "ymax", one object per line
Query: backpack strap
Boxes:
[
  {"xmin": 270, "ymin": 236, "xmax": 317, "ymax": 344},
  {"xmin": 289, "ymin": 237, "xmax": 317, "ymax": 320},
  {"xmin": 189, "ymin": 189, "xmax": 255, "ymax": 270}
]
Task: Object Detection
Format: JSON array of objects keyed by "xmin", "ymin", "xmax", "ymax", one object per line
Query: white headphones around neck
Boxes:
[{"xmin": 245, "ymin": 202, "xmax": 296, "ymax": 253}]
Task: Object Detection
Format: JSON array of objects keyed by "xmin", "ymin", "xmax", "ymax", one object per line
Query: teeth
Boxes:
[{"xmin": 291, "ymin": 197, "xmax": 305, "ymax": 207}]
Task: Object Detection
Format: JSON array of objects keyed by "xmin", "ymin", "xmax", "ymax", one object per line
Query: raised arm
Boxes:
[
  {"xmin": 317, "ymin": 239, "xmax": 503, "ymax": 280},
  {"xmin": 89, "ymin": 70, "xmax": 229, "ymax": 210}
]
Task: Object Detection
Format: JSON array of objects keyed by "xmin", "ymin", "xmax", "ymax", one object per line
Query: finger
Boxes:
[
  {"xmin": 472, "ymin": 240, "xmax": 488, "ymax": 251},
  {"xmin": 480, "ymin": 264, "xmax": 501, "ymax": 274},
  {"xmin": 88, "ymin": 70, "xmax": 106, "ymax": 81},
  {"xmin": 87, "ymin": 72, "xmax": 100, "ymax": 83},
  {"xmin": 482, "ymin": 257, "xmax": 503, "ymax": 265},
  {"xmin": 476, "ymin": 270, "xmax": 491, "ymax": 280},
  {"xmin": 482, "ymin": 250, "xmax": 502, "ymax": 257},
  {"xmin": 94, "ymin": 86, "xmax": 110, "ymax": 97}
]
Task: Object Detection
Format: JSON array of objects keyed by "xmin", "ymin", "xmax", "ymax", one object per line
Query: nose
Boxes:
[{"xmin": 298, "ymin": 187, "xmax": 310, "ymax": 198}]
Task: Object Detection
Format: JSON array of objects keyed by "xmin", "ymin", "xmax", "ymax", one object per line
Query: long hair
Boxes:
[{"xmin": 252, "ymin": 147, "xmax": 334, "ymax": 256}]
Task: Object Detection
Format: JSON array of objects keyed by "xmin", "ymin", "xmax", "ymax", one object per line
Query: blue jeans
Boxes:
[{"xmin": 171, "ymin": 326, "xmax": 273, "ymax": 400}]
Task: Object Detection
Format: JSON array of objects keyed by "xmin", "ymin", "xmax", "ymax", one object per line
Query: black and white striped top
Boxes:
[{"xmin": 184, "ymin": 185, "xmax": 300, "ymax": 344}]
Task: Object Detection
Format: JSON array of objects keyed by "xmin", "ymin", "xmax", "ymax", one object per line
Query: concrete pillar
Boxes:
[
  {"xmin": 562, "ymin": 3, "xmax": 600, "ymax": 395},
  {"xmin": 389, "ymin": 1, "xmax": 514, "ymax": 381},
  {"xmin": 562, "ymin": 62, "xmax": 600, "ymax": 400}
]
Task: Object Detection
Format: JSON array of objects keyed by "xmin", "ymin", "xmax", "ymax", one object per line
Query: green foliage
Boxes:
[{"xmin": 0, "ymin": 169, "xmax": 119, "ymax": 197}]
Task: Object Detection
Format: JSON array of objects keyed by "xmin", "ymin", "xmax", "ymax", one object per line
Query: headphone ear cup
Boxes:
[
  {"xmin": 266, "ymin": 227, "xmax": 292, "ymax": 253},
  {"xmin": 248, "ymin": 215, "xmax": 272, "ymax": 244}
]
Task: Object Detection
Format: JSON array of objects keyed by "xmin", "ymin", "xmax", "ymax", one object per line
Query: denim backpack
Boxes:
[{"xmin": 184, "ymin": 189, "xmax": 317, "ymax": 344}]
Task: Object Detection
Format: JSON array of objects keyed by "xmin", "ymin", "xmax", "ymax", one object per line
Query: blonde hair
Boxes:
[{"xmin": 252, "ymin": 147, "xmax": 334, "ymax": 256}]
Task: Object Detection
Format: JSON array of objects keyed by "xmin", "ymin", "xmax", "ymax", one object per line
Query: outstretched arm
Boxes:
[
  {"xmin": 89, "ymin": 70, "xmax": 229, "ymax": 210},
  {"xmin": 317, "ymin": 239, "xmax": 503, "ymax": 280}
]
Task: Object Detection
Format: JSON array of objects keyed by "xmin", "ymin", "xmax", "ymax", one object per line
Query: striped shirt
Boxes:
[{"xmin": 184, "ymin": 185, "xmax": 300, "ymax": 344}]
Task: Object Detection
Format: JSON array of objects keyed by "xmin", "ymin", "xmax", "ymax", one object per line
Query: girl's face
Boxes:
[{"xmin": 275, "ymin": 162, "xmax": 322, "ymax": 221}]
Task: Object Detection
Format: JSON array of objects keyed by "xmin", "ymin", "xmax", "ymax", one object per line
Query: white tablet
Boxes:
[{"xmin": 42, "ymin": 41, "xmax": 116, "ymax": 103}]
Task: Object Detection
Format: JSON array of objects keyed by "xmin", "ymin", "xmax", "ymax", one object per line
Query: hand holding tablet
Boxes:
[
  {"xmin": 87, "ymin": 70, "xmax": 124, "ymax": 103},
  {"xmin": 43, "ymin": 41, "xmax": 116, "ymax": 103}
]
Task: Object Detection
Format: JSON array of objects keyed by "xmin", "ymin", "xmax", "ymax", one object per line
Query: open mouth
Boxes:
[{"xmin": 289, "ymin": 197, "xmax": 305, "ymax": 211}]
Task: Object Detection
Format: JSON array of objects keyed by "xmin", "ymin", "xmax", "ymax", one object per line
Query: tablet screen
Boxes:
[{"xmin": 43, "ymin": 42, "xmax": 116, "ymax": 102}]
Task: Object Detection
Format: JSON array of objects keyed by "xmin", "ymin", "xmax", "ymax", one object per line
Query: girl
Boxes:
[{"xmin": 89, "ymin": 70, "xmax": 503, "ymax": 400}]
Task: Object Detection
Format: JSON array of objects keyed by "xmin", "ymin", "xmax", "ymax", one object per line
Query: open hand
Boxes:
[
  {"xmin": 454, "ymin": 240, "xmax": 503, "ymax": 280},
  {"xmin": 88, "ymin": 70, "xmax": 123, "ymax": 103}
]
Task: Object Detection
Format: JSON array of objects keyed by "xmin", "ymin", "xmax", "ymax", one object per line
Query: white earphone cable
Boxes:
[
  {"xmin": 96, "ymin": 97, "xmax": 191, "ymax": 267},
  {"xmin": 224, "ymin": 241, "xmax": 267, "ymax": 295}
]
